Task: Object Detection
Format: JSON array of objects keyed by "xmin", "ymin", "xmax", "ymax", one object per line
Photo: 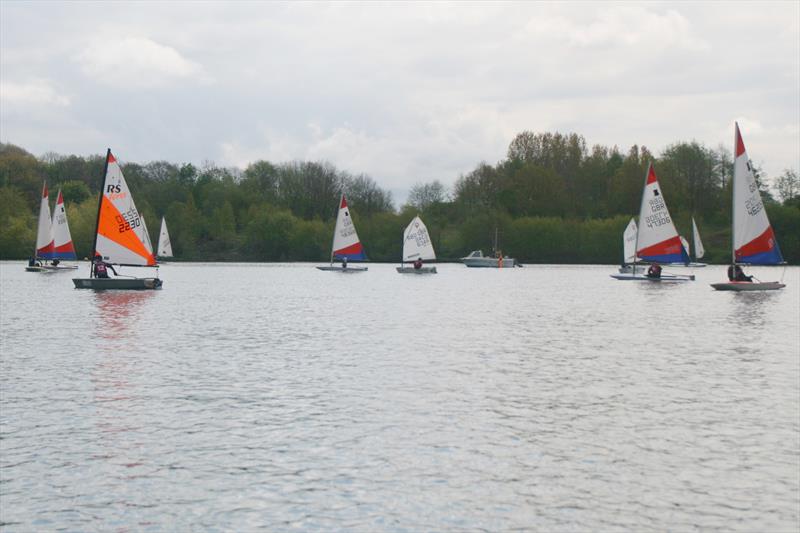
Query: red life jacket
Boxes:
[{"xmin": 95, "ymin": 262, "xmax": 108, "ymax": 275}]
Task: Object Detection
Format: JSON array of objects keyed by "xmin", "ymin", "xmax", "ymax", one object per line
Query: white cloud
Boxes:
[
  {"xmin": 74, "ymin": 37, "xmax": 210, "ymax": 88},
  {"xmin": 0, "ymin": 80, "xmax": 70, "ymax": 107}
]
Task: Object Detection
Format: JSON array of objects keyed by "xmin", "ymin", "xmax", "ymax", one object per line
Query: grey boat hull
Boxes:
[
  {"xmin": 710, "ymin": 281, "xmax": 785, "ymax": 291},
  {"xmin": 72, "ymin": 277, "xmax": 163, "ymax": 290},
  {"xmin": 610, "ymin": 273, "xmax": 695, "ymax": 282},
  {"xmin": 397, "ymin": 266, "xmax": 437, "ymax": 274},
  {"xmin": 316, "ymin": 266, "xmax": 368, "ymax": 272}
]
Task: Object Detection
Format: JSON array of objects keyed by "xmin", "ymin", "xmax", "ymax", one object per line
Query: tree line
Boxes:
[{"xmin": 1, "ymin": 132, "xmax": 798, "ymax": 264}]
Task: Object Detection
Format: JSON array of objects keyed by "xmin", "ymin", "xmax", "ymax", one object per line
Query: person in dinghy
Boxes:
[
  {"xmin": 727, "ymin": 264, "xmax": 753, "ymax": 282},
  {"xmin": 92, "ymin": 253, "xmax": 118, "ymax": 279},
  {"xmin": 646, "ymin": 262, "xmax": 662, "ymax": 279},
  {"xmin": 413, "ymin": 257, "xmax": 423, "ymax": 270}
]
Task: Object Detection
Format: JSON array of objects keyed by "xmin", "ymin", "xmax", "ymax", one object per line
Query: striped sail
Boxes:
[
  {"xmin": 331, "ymin": 194, "xmax": 367, "ymax": 261},
  {"xmin": 158, "ymin": 216, "xmax": 173, "ymax": 257},
  {"xmin": 733, "ymin": 123, "xmax": 783, "ymax": 264},
  {"xmin": 636, "ymin": 163, "xmax": 688, "ymax": 264},
  {"xmin": 51, "ymin": 190, "xmax": 77, "ymax": 259},
  {"xmin": 402, "ymin": 216, "xmax": 436, "ymax": 262},
  {"xmin": 623, "ymin": 218, "xmax": 638, "ymax": 263},
  {"xmin": 35, "ymin": 183, "xmax": 55, "ymax": 259},
  {"xmin": 94, "ymin": 150, "xmax": 156, "ymax": 266}
]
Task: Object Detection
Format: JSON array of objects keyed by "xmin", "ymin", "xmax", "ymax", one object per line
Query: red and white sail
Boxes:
[
  {"xmin": 51, "ymin": 190, "xmax": 77, "ymax": 259},
  {"xmin": 635, "ymin": 163, "xmax": 689, "ymax": 264},
  {"xmin": 732, "ymin": 123, "xmax": 783, "ymax": 264},
  {"xmin": 35, "ymin": 182, "xmax": 55, "ymax": 258},
  {"xmin": 93, "ymin": 151, "xmax": 156, "ymax": 266},
  {"xmin": 331, "ymin": 194, "xmax": 367, "ymax": 261}
]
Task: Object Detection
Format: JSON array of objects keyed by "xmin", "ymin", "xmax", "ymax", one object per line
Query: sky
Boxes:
[{"xmin": 1, "ymin": 1, "xmax": 798, "ymax": 204}]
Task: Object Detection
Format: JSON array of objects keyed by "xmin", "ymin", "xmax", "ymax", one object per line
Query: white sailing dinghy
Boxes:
[
  {"xmin": 317, "ymin": 194, "xmax": 368, "ymax": 272},
  {"xmin": 711, "ymin": 123, "xmax": 785, "ymax": 291},
  {"xmin": 397, "ymin": 216, "xmax": 437, "ymax": 274},
  {"xmin": 672, "ymin": 218, "xmax": 707, "ymax": 267},
  {"xmin": 157, "ymin": 216, "xmax": 173, "ymax": 261},
  {"xmin": 73, "ymin": 149, "xmax": 162, "ymax": 290},
  {"xmin": 618, "ymin": 218, "xmax": 644, "ymax": 273},
  {"xmin": 611, "ymin": 163, "xmax": 694, "ymax": 282},
  {"xmin": 25, "ymin": 183, "xmax": 55, "ymax": 272}
]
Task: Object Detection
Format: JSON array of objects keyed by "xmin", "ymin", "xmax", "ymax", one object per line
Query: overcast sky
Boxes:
[{"xmin": 1, "ymin": 1, "xmax": 798, "ymax": 203}]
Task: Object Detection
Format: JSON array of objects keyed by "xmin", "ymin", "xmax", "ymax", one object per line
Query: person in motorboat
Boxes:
[
  {"xmin": 342, "ymin": 257, "xmax": 348, "ymax": 269},
  {"xmin": 93, "ymin": 254, "xmax": 117, "ymax": 279},
  {"xmin": 413, "ymin": 258, "xmax": 423, "ymax": 270},
  {"xmin": 727, "ymin": 264, "xmax": 753, "ymax": 282},
  {"xmin": 646, "ymin": 262, "xmax": 662, "ymax": 279}
]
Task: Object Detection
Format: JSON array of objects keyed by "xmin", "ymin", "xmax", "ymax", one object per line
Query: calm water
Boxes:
[{"xmin": 1, "ymin": 261, "xmax": 798, "ymax": 532}]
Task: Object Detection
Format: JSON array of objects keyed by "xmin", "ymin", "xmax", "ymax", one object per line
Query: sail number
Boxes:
[
  {"xmin": 115, "ymin": 208, "xmax": 142, "ymax": 233},
  {"xmin": 745, "ymin": 196, "xmax": 763, "ymax": 217},
  {"xmin": 644, "ymin": 196, "xmax": 670, "ymax": 228}
]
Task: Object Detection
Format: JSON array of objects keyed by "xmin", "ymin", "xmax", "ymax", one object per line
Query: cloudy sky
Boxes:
[{"xmin": 1, "ymin": 1, "xmax": 798, "ymax": 202}]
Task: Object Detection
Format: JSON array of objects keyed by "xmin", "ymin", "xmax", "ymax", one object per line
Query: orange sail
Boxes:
[{"xmin": 93, "ymin": 151, "xmax": 155, "ymax": 266}]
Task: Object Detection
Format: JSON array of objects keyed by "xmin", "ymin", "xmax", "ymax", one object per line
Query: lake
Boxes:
[{"xmin": 1, "ymin": 261, "xmax": 798, "ymax": 532}]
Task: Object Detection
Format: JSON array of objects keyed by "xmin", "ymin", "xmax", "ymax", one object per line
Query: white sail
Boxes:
[
  {"xmin": 140, "ymin": 213, "xmax": 154, "ymax": 255},
  {"xmin": 692, "ymin": 217, "xmax": 705, "ymax": 259},
  {"xmin": 51, "ymin": 189, "xmax": 76, "ymax": 259},
  {"xmin": 623, "ymin": 218, "xmax": 637, "ymax": 263},
  {"xmin": 331, "ymin": 194, "xmax": 366, "ymax": 261},
  {"xmin": 402, "ymin": 216, "xmax": 436, "ymax": 262},
  {"xmin": 35, "ymin": 183, "xmax": 54, "ymax": 258},
  {"xmin": 732, "ymin": 123, "xmax": 783, "ymax": 264},
  {"xmin": 94, "ymin": 151, "xmax": 156, "ymax": 266},
  {"xmin": 158, "ymin": 216, "xmax": 173, "ymax": 257}
]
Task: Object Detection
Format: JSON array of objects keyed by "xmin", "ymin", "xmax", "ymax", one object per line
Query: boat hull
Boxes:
[
  {"xmin": 26, "ymin": 264, "xmax": 79, "ymax": 272},
  {"xmin": 668, "ymin": 262, "xmax": 708, "ymax": 267},
  {"xmin": 462, "ymin": 258, "xmax": 517, "ymax": 268},
  {"xmin": 610, "ymin": 273, "xmax": 695, "ymax": 282},
  {"xmin": 710, "ymin": 281, "xmax": 785, "ymax": 291},
  {"xmin": 397, "ymin": 266, "xmax": 437, "ymax": 274},
  {"xmin": 316, "ymin": 266, "xmax": 368, "ymax": 272},
  {"xmin": 72, "ymin": 277, "xmax": 163, "ymax": 290}
]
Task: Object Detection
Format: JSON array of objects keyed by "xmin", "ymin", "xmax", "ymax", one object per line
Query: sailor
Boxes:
[
  {"xmin": 413, "ymin": 258, "xmax": 423, "ymax": 270},
  {"xmin": 342, "ymin": 257, "xmax": 348, "ymax": 269},
  {"xmin": 93, "ymin": 254, "xmax": 117, "ymax": 279},
  {"xmin": 727, "ymin": 264, "xmax": 753, "ymax": 282},
  {"xmin": 646, "ymin": 262, "xmax": 662, "ymax": 279}
]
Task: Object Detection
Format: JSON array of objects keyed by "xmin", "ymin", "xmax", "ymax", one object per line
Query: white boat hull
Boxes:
[
  {"xmin": 668, "ymin": 262, "xmax": 707, "ymax": 267},
  {"xmin": 397, "ymin": 266, "xmax": 437, "ymax": 274},
  {"xmin": 316, "ymin": 266, "xmax": 368, "ymax": 272},
  {"xmin": 26, "ymin": 264, "xmax": 79, "ymax": 272},
  {"xmin": 710, "ymin": 281, "xmax": 785, "ymax": 291},
  {"xmin": 610, "ymin": 273, "xmax": 695, "ymax": 282}
]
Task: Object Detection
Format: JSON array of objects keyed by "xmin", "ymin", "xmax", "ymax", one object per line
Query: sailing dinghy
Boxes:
[
  {"xmin": 72, "ymin": 149, "xmax": 162, "ymax": 290},
  {"xmin": 397, "ymin": 216, "xmax": 437, "ymax": 274},
  {"xmin": 711, "ymin": 123, "xmax": 785, "ymax": 291},
  {"xmin": 618, "ymin": 218, "xmax": 644, "ymax": 274},
  {"xmin": 157, "ymin": 216, "xmax": 173, "ymax": 262},
  {"xmin": 611, "ymin": 163, "xmax": 695, "ymax": 282},
  {"xmin": 317, "ymin": 194, "xmax": 368, "ymax": 272}
]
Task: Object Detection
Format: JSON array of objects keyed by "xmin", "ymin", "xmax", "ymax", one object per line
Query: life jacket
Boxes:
[{"xmin": 95, "ymin": 262, "xmax": 108, "ymax": 276}]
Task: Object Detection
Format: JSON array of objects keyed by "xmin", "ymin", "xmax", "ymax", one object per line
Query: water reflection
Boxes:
[
  {"xmin": 729, "ymin": 291, "xmax": 775, "ymax": 329},
  {"xmin": 91, "ymin": 291, "xmax": 156, "ymax": 341}
]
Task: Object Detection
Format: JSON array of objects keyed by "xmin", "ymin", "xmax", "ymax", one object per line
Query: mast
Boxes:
[
  {"xmin": 731, "ymin": 124, "xmax": 737, "ymax": 265},
  {"xmin": 90, "ymin": 149, "xmax": 111, "ymax": 277}
]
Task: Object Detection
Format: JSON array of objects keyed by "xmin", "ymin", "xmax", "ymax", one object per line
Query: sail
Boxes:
[
  {"xmin": 51, "ymin": 190, "xmax": 77, "ymax": 259},
  {"xmin": 636, "ymin": 163, "xmax": 688, "ymax": 264},
  {"xmin": 402, "ymin": 216, "xmax": 436, "ymax": 262},
  {"xmin": 623, "ymin": 218, "xmax": 638, "ymax": 263},
  {"xmin": 679, "ymin": 235, "xmax": 690, "ymax": 260},
  {"xmin": 35, "ymin": 183, "xmax": 55, "ymax": 259},
  {"xmin": 692, "ymin": 217, "xmax": 705, "ymax": 259},
  {"xmin": 93, "ymin": 150, "xmax": 156, "ymax": 266},
  {"xmin": 732, "ymin": 123, "xmax": 783, "ymax": 264},
  {"xmin": 140, "ymin": 213, "xmax": 154, "ymax": 255},
  {"xmin": 331, "ymin": 194, "xmax": 367, "ymax": 261},
  {"xmin": 158, "ymin": 216, "xmax": 173, "ymax": 257}
]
